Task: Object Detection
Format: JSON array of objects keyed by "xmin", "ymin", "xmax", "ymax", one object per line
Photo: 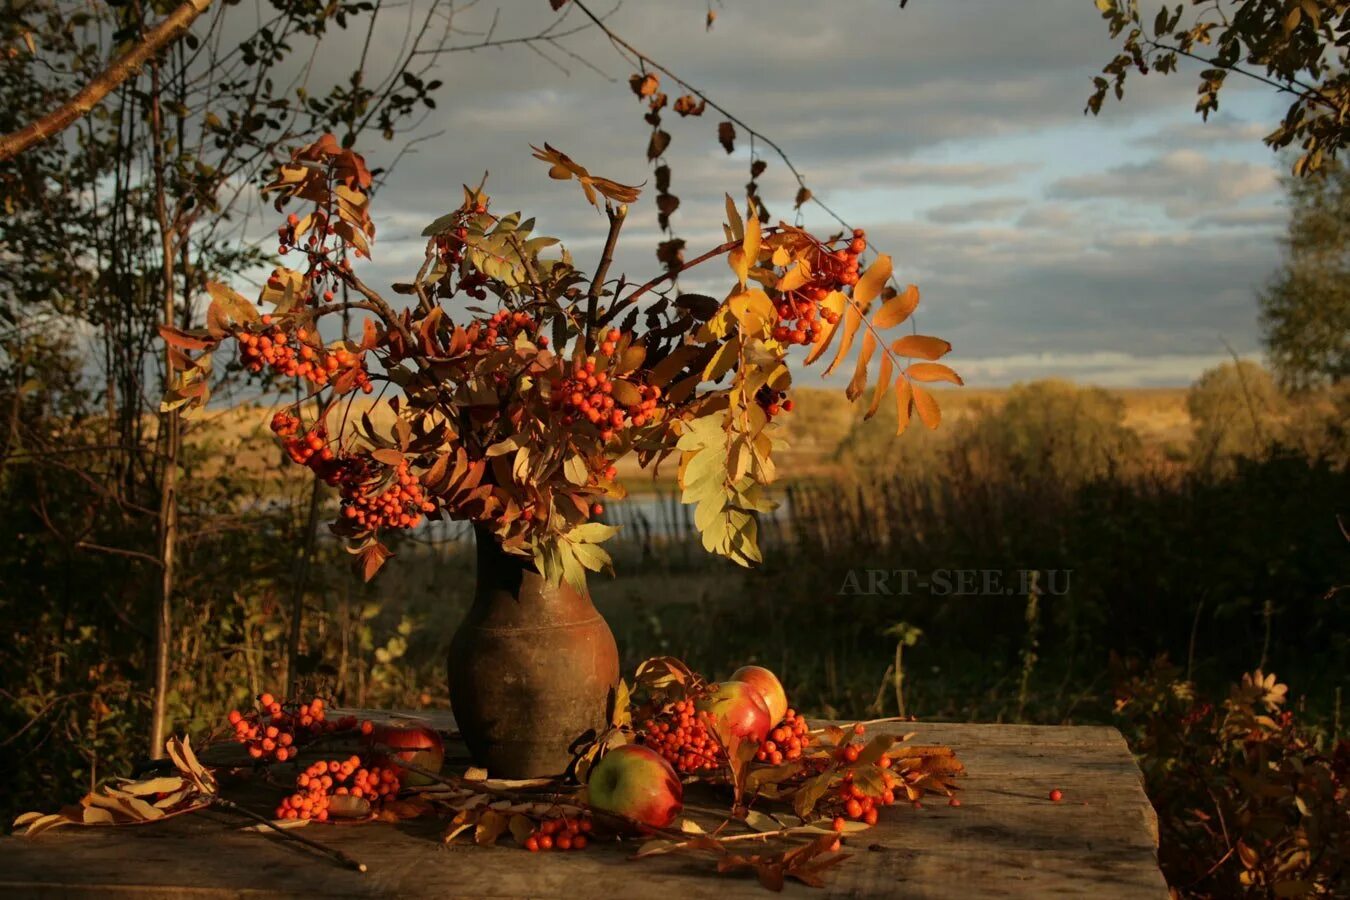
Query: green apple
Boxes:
[{"xmin": 586, "ymin": 743, "xmax": 683, "ymax": 829}]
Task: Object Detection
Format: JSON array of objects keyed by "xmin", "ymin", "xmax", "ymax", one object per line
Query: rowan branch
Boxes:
[
  {"xmin": 586, "ymin": 203, "xmax": 628, "ymax": 349},
  {"xmin": 604, "ymin": 239, "xmax": 739, "ymax": 324},
  {"xmin": 569, "ymin": 0, "xmax": 857, "ymax": 233},
  {"xmin": 0, "ymin": 0, "xmax": 213, "ymax": 163}
]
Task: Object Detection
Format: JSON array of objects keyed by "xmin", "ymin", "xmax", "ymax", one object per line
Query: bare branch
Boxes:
[{"xmin": 0, "ymin": 0, "xmax": 213, "ymax": 163}]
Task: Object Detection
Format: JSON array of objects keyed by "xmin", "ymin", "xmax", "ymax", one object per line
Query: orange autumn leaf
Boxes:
[
  {"xmin": 530, "ymin": 143, "xmax": 642, "ymax": 208},
  {"xmin": 895, "ymin": 376, "xmax": 914, "ymax": 434},
  {"xmin": 890, "ymin": 335, "xmax": 951, "ymax": 361},
  {"xmin": 912, "ymin": 383, "xmax": 941, "ymax": 429},
  {"xmin": 864, "ymin": 352, "xmax": 894, "ymax": 420},
  {"xmin": 873, "ymin": 284, "xmax": 920, "ymax": 329},
  {"xmin": 906, "ymin": 362, "xmax": 964, "ymax": 385}
]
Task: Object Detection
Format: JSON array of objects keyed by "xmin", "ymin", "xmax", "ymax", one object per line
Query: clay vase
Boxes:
[{"xmin": 448, "ymin": 525, "xmax": 620, "ymax": 777}]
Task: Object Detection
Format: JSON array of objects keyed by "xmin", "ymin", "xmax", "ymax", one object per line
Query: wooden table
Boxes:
[{"xmin": 0, "ymin": 716, "xmax": 1168, "ymax": 898}]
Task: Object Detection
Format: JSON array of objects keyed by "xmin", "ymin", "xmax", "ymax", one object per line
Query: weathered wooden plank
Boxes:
[{"xmin": 0, "ymin": 720, "xmax": 1167, "ymax": 898}]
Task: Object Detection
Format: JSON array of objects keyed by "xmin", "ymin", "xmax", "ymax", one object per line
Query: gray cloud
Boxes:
[
  {"xmin": 1194, "ymin": 207, "xmax": 1288, "ymax": 229},
  {"xmin": 925, "ymin": 196, "xmax": 1025, "ymax": 224},
  {"xmin": 846, "ymin": 160, "xmax": 1033, "ymax": 188},
  {"xmin": 1046, "ymin": 150, "xmax": 1279, "ymax": 218},
  {"xmin": 1017, "ymin": 204, "xmax": 1079, "ymax": 229},
  {"xmin": 221, "ymin": 1, "xmax": 1285, "ymax": 386},
  {"xmin": 1133, "ymin": 116, "xmax": 1271, "ymax": 150}
]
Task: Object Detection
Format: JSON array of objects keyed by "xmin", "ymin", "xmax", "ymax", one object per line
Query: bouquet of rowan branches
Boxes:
[{"xmin": 163, "ymin": 135, "xmax": 959, "ymax": 586}]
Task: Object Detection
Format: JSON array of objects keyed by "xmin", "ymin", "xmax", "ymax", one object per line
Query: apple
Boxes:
[
  {"xmin": 366, "ymin": 723, "xmax": 444, "ymax": 786},
  {"xmin": 586, "ymin": 744, "xmax": 683, "ymax": 829},
  {"xmin": 730, "ymin": 665, "xmax": 788, "ymax": 725},
  {"xmin": 696, "ymin": 680, "xmax": 772, "ymax": 744}
]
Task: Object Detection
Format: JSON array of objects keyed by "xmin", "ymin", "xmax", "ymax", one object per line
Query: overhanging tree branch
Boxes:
[{"xmin": 0, "ymin": 0, "xmax": 213, "ymax": 163}]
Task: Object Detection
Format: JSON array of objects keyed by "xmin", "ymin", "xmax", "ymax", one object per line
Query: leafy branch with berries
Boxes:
[{"xmin": 159, "ymin": 134, "xmax": 958, "ymax": 588}]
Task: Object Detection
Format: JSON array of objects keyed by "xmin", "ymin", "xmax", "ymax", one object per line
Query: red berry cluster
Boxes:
[
  {"xmin": 755, "ymin": 707, "xmax": 810, "ymax": 765},
  {"xmin": 754, "ymin": 386, "xmax": 794, "ymax": 419},
  {"xmin": 826, "ymin": 727, "xmax": 900, "ymax": 826},
  {"xmin": 770, "ymin": 228, "xmax": 866, "ymax": 346},
  {"xmin": 238, "ymin": 316, "xmax": 372, "ymax": 393},
  {"xmin": 275, "ymin": 419, "xmax": 336, "ymax": 470},
  {"xmin": 639, "ymin": 699, "xmax": 722, "ymax": 774},
  {"xmin": 550, "ymin": 337, "xmax": 663, "ymax": 443},
  {"xmin": 339, "ymin": 460, "xmax": 435, "ymax": 532},
  {"xmin": 522, "ymin": 814, "xmax": 593, "ymax": 852},
  {"xmin": 469, "ymin": 309, "xmax": 547, "ymax": 352},
  {"xmin": 276, "ymin": 754, "xmax": 401, "ymax": 822},
  {"xmin": 269, "ymin": 412, "xmax": 434, "ymax": 535},
  {"xmin": 434, "ymin": 225, "xmax": 468, "ymax": 269},
  {"xmin": 226, "ymin": 694, "xmax": 359, "ymax": 763}
]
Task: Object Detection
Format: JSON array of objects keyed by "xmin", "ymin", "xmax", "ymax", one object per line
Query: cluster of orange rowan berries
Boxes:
[
  {"xmin": 226, "ymin": 694, "xmax": 360, "ymax": 763},
  {"xmin": 522, "ymin": 814, "xmax": 593, "ymax": 852},
  {"xmin": 550, "ymin": 341, "xmax": 664, "ymax": 443},
  {"xmin": 275, "ymin": 419, "xmax": 336, "ymax": 471},
  {"xmin": 238, "ymin": 316, "xmax": 372, "ymax": 393},
  {"xmin": 469, "ymin": 309, "xmax": 547, "ymax": 352},
  {"xmin": 276, "ymin": 754, "xmax": 401, "ymax": 821},
  {"xmin": 770, "ymin": 228, "xmax": 866, "ymax": 346},
  {"xmin": 756, "ymin": 708, "xmax": 810, "ymax": 765},
  {"xmin": 339, "ymin": 460, "xmax": 436, "ymax": 532},
  {"xmin": 640, "ymin": 699, "xmax": 723, "ymax": 774}
]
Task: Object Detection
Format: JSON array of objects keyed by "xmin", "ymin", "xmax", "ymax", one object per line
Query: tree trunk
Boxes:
[{"xmin": 148, "ymin": 60, "xmax": 179, "ymax": 760}]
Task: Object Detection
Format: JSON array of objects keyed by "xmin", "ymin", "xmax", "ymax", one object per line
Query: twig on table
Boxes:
[{"xmin": 212, "ymin": 796, "xmax": 368, "ymax": 873}]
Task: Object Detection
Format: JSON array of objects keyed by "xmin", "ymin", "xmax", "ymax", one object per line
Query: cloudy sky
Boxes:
[{"xmin": 290, "ymin": 0, "xmax": 1293, "ymax": 387}]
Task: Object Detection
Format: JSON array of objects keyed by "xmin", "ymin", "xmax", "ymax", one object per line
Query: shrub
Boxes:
[{"xmin": 1114, "ymin": 661, "xmax": 1349, "ymax": 897}]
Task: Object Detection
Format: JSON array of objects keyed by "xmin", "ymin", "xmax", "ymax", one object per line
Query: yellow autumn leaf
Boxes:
[
  {"xmin": 776, "ymin": 259, "xmax": 811, "ymax": 293},
  {"xmin": 725, "ymin": 193, "xmax": 744, "ymax": 241},
  {"xmin": 728, "ymin": 247, "xmax": 748, "ymax": 288},
  {"xmin": 703, "ymin": 336, "xmax": 741, "ymax": 381},
  {"xmin": 729, "ymin": 289, "xmax": 774, "ymax": 333}
]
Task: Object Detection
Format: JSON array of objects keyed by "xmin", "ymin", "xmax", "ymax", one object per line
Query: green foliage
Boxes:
[
  {"xmin": 1089, "ymin": 0, "xmax": 1350, "ymax": 176},
  {"xmin": 1260, "ymin": 160, "xmax": 1350, "ymax": 389},
  {"xmin": 1115, "ymin": 661, "xmax": 1349, "ymax": 897}
]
